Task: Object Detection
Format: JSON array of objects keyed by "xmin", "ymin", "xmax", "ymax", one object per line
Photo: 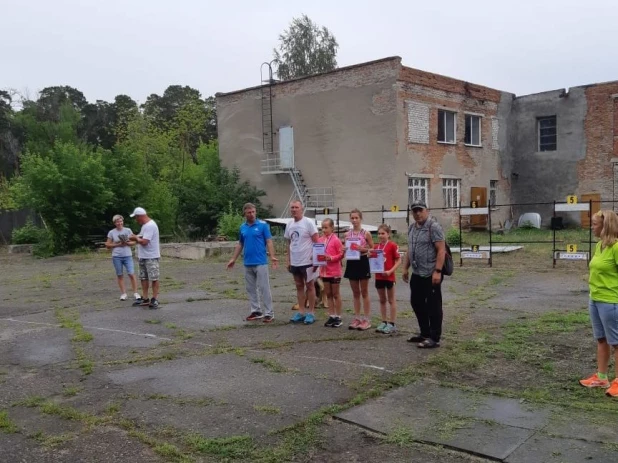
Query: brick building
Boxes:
[{"xmin": 215, "ymin": 56, "xmax": 618, "ymax": 229}]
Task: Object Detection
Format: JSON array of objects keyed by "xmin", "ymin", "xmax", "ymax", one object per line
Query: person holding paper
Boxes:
[
  {"xmin": 344, "ymin": 209, "xmax": 374, "ymax": 331},
  {"xmin": 373, "ymin": 224, "xmax": 401, "ymax": 334},
  {"xmin": 285, "ymin": 200, "xmax": 320, "ymax": 325},
  {"xmin": 318, "ymin": 218, "xmax": 345, "ymax": 328}
]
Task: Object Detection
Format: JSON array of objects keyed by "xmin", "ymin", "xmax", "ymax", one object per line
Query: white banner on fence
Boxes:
[
  {"xmin": 461, "ymin": 251, "xmax": 491, "ymax": 259},
  {"xmin": 554, "ymin": 203, "xmax": 590, "ymax": 212},
  {"xmin": 459, "ymin": 207, "xmax": 489, "ymax": 216},
  {"xmin": 382, "ymin": 211, "xmax": 408, "ymax": 219},
  {"xmin": 315, "ymin": 214, "xmax": 338, "ymax": 222},
  {"xmin": 554, "ymin": 251, "xmax": 589, "ymax": 261}
]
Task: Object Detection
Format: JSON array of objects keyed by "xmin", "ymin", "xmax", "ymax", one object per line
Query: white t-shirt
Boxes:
[
  {"xmin": 284, "ymin": 217, "xmax": 318, "ymax": 266},
  {"xmin": 137, "ymin": 219, "xmax": 160, "ymax": 259}
]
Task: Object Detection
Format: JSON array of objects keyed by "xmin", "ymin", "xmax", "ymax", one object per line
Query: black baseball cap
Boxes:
[{"xmin": 411, "ymin": 200, "xmax": 427, "ymax": 211}]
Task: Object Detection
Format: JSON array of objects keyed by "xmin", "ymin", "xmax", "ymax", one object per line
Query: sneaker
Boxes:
[
  {"xmin": 357, "ymin": 319, "xmax": 371, "ymax": 331},
  {"xmin": 407, "ymin": 334, "xmax": 427, "ymax": 343},
  {"xmin": 304, "ymin": 313, "xmax": 316, "ymax": 325},
  {"xmin": 132, "ymin": 297, "xmax": 146, "ymax": 307},
  {"xmin": 332, "ymin": 317, "xmax": 343, "ymax": 328},
  {"xmin": 580, "ymin": 373, "xmax": 610, "ymax": 389},
  {"xmin": 290, "ymin": 312, "xmax": 306, "ymax": 323},
  {"xmin": 324, "ymin": 317, "xmax": 336, "ymax": 327},
  {"xmin": 263, "ymin": 315, "xmax": 274, "ymax": 323},
  {"xmin": 383, "ymin": 323, "xmax": 397, "ymax": 335},
  {"xmin": 120, "ymin": 293, "xmax": 127, "ymax": 301},
  {"xmin": 133, "ymin": 293, "xmax": 141, "ymax": 300},
  {"xmin": 148, "ymin": 298, "xmax": 159, "ymax": 309},
  {"xmin": 375, "ymin": 322, "xmax": 388, "ymax": 333},
  {"xmin": 139, "ymin": 298, "xmax": 151, "ymax": 307},
  {"xmin": 348, "ymin": 318, "xmax": 361, "ymax": 330},
  {"xmin": 606, "ymin": 379, "xmax": 618, "ymax": 397},
  {"xmin": 246, "ymin": 312, "xmax": 264, "ymax": 321}
]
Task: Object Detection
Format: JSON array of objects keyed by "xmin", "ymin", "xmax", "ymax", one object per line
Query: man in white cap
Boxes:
[{"xmin": 128, "ymin": 207, "xmax": 161, "ymax": 309}]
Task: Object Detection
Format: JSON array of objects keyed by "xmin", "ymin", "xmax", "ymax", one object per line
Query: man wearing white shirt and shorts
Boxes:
[
  {"xmin": 285, "ymin": 200, "xmax": 319, "ymax": 324},
  {"xmin": 128, "ymin": 207, "xmax": 161, "ymax": 309}
]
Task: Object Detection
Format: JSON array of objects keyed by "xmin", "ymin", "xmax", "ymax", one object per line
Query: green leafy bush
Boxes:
[
  {"xmin": 446, "ymin": 227, "xmax": 461, "ymax": 246},
  {"xmin": 217, "ymin": 203, "xmax": 244, "ymax": 240},
  {"xmin": 12, "ymin": 219, "xmax": 44, "ymax": 244}
]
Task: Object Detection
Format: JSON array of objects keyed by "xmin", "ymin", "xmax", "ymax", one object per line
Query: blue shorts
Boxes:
[
  {"xmin": 112, "ymin": 256, "xmax": 134, "ymax": 276},
  {"xmin": 589, "ymin": 299, "xmax": 618, "ymax": 345}
]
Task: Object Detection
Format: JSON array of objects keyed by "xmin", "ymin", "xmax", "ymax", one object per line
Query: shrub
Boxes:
[
  {"xmin": 217, "ymin": 203, "xmax": 244, "ymax": 240},
  {"xmin": 12, "ymin": 219, "xmax": 44, "ymax": 244},
  {"xmin": 446, "ymin": 227, "xmax": 461, "ymax": 246}
]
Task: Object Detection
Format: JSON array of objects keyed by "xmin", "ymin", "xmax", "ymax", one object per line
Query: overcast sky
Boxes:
[{"xmin": 2, "ymin": 0, "xmax": 617, "ymax": 104}]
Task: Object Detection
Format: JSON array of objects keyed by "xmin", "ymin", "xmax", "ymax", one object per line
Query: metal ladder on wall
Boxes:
[{"xmin": 260, "ymin": 63, "xmax": 275, "ymax": 156}]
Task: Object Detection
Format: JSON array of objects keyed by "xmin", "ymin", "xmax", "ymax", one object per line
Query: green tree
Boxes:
[
  {"xmin": 13, "ymin": 142, "xmax": 113, "ymax": 253},
  {"xmin": 273, "ymin": 14, "xmax": 338, "ymax": 80}
]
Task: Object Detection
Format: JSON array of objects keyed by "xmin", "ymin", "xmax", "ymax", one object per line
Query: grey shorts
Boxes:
[
  {"xmin": 138, "ymin": 258, "xmax": 160, "ymax": 281},
  {"xmin": 589, "ymin": 299, "xmax": 618, "ymax": 345}
]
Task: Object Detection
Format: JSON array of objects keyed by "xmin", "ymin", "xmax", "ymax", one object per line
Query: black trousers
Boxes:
[{"xmin": 410, "ymin": 273, "xmax": 443, "ymax": 342}]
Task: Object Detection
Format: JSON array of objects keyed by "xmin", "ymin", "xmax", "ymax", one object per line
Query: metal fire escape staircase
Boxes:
[{"xmin": 259, "ymin": 62, "xmax": 333, "ymax": 218}]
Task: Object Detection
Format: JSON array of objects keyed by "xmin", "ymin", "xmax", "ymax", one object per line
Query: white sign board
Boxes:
[
  {"xmin": 279, "ymin": 126, "xmax": 295, "ymax": 169},
  {"xmin": 554, "ymin": 203, "xmax": 590, "ymax": 212},
  {"xmin": 460, "ymin": 207, "xmax": 489, "ymax": 216},
  {"xmin": 554, "ymin": 251, "xmax": 589, "ymax": 261},
  {"xmin": 382, "ymin": 211, "xmax": 408, "ymax": 219},
  {"xmin": 461, "ymin": 251, "xmax": 490, "ymax": 259},
  {"xmin": 315, "ymin": 214, "xmax": 338, "ymax": 222}
]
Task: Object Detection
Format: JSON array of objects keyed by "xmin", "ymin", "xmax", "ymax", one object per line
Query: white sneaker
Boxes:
[
  {"xmin": 120, "ymin": 293, "xmax": 128, "ymax": 301},
  {"xmin": 133, "ymin": 293, "xmax": 141, "ymax": 300}
]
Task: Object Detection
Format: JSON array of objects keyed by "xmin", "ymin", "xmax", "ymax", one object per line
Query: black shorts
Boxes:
[
  {"xmin": 289, "ymin": 264, "xmax": 311, "ymax": 278},
  {"xmin": 322, "ymin": 277, "xmax": 342, "ymax": 284},
  {"xmin": 344, "ymin": 256, "xmax": 371, "ymax": 280},
  {"xmin": 375, "ymin": 280, "xmax": 394, "ymax": 290}
]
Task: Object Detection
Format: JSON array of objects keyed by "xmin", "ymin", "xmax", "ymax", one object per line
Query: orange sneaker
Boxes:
[
  {"xmin": 357, "ymin": 319, "xmax": 372, "ymax": 331},
  {"xmin": 579, "ymin": 373, "xmax": 610, "ymax": 389},
  {"xmin": 605, "ymin": 379, "xmax": 618, "ymax": 397}
]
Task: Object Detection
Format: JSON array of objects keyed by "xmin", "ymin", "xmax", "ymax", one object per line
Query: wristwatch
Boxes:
[{"xmin": 434, "ymin": 268, "xmax": 442, "ymax": 274}]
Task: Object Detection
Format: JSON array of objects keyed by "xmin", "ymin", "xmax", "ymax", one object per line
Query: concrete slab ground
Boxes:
[
  {"xmin": 336, "ymin": 381, "xmax": 616, "ymax": 463},
  {"xmin": 1, "ymin": 251, "xmax": 616, "ymax": 462}
]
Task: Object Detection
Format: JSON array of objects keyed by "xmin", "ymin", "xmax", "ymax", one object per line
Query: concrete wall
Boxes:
[
  {"xmin": 216, "ymin": 58, "xmax": 401, "ymax": 220},
  {"xmin": 509, "ymin": 88, "xmax": 588, "ymax": 225},
  {"xmin": 395, "ymin": 66, "xmax": 513, "ymax": 230}
]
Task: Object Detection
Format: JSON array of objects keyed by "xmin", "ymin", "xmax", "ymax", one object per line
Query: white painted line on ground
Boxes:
[{"xmin": 1, "ymin": 317, "xmax": 392, "ymax": 372}]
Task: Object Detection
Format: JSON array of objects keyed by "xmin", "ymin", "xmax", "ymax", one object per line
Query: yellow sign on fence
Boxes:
[
  {"xmin": 567, "ymin": 244, "xmax": 577, "ymax": 253},
  {"xmin": 566, "ymin": 195, "xmax": 577, "ymax": 204},
  {"xmin": 391, "ymin": 205, "xmax": 399, "ymax": 212}
]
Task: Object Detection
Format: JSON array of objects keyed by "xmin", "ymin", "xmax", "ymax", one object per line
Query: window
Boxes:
[
  {"xmin": 465, "ymin": 115, "xmax": 481, "ymax": 146},
  {"xmin": 442, "ymin": 179, "xmax": 460, "ymax": 208},
  {"xmin": 437, "ymin": 110, "xmax": 456, "ymax": 144},
  {"xmin": 489, "ymin": 180, "xmax": 498, "ymax": 207},
  {"xmin": 538, "ymin": 116, "xmax": 557, "ymax": 151},
  {"xmin": 408, "ymin": 177, "xmax": 429, "ymax": 206}
]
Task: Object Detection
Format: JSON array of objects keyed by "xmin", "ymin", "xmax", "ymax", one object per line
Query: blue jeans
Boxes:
[
  {"xmin": 113, "ymin": 256, "xmax": 134, "ymax": 276},
  {"xmin": 589, "ymin": 299, "xmax": 618, "ymax": 345}
]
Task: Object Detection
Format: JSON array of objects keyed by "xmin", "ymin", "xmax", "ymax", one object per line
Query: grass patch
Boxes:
[
  {"xmin": 31, "ymin": 431, "xmax": 76, "ymax": 448},
  {"xmin": 62, "ymin": 385, "xmax": 82, "ymax": 397},
  {"xmin": 0, "ymin": 410, "xmax": 19, "ymax": 433},
  {"xmin": 253, "ymin": 405, "xmax": 281, "ymax": 415},
  {"xmin": 105, "ymin": 402, "xmax": 121, "ymax": 415},
  {"xmin": 55, "ymin": 308, "xmax": 93, "ymax": 343},
  {"xmin": 128, "ymin": 430, "xmax": 192, "ymax": 463},
  {"xmin": 145, "ymin": 319, "xmax": 162, "ymax": 325},
  {"xmin": 250, "ymin": 357, "xmax": 288, "ymax": 373},
  {"xmin": 40, "ymin": 401, "xmax": 86, "ymax": 421},
  {"xmin": 164, "ymin": 323, "xmax": 177, "ymax": 329},
  {"xmin": 13, "ymin": 396, "xmax": 45, "ymax": 408},
  {"xmin": 184, "ymin": 434, "xmax": 255, "ymax": 459},
  {"xmin": 383, "ymin": 426, "xmax": 416, "ymax": 447}
]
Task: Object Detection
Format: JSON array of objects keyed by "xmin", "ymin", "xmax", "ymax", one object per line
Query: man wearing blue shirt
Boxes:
[{"xmin": 227, "ymin": 203, "xmax": 279, "ymax": 322}]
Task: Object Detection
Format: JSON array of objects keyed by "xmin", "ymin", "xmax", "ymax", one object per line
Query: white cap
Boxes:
[{"xmin": 130, "ymin": 207, "xmax": 147, "ymax": 217}]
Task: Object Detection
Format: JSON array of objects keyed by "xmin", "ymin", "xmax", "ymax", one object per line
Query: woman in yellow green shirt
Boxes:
[{"xmin": 580, "ymin": 210, "xmax": 618, "ymax": 397}]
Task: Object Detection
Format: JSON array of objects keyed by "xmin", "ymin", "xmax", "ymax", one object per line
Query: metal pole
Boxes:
[
  {"xmin": 459, "ymin": 201, "xmax": 463, "ymax": 267},
  {"xmin": 337, "ymin": 207, "xmax": 340, "ymax": 240},
  {"xmin": 381, "ymin": 205, "xmax": 385, "ymax": 224},
  {"xmin": 552, "ymin": 200, "xmax": 556, "ymax": 269},
  {"xmin": 588, "ymin": 199, "xmax": 592, "ymax": 267},
  {"xmin": 488, "ymin": 204, "xmax": 493, "ymax": 268}
]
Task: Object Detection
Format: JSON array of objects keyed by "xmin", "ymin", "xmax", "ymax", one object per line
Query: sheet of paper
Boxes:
[
  {"xmin": 369, "ymin": 249, "xmax": 385, "ymax": 273},
  {"xmin": 312, "ymin": 243, "xmax": 327, "ymax": 267},
  {"xmin": 345, "ymin": 238, "xmax": 361, "ymax": 261}
]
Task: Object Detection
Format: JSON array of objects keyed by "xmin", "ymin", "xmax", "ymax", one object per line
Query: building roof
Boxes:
[{"xmin": 215, "ymin": 56, "xmax": 402, "ymax": 98}]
